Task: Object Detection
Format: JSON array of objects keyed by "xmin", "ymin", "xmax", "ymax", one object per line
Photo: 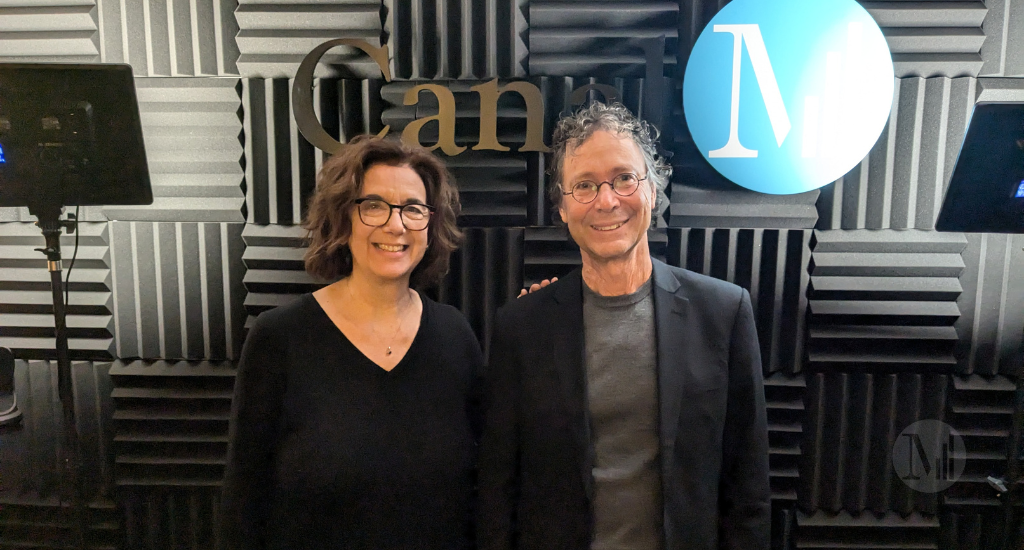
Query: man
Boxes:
[{"xmin": 477, "ymin": 102, "xmax": 771, "ymax": 550}]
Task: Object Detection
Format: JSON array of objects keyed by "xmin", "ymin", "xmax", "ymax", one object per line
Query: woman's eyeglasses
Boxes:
[{"xmin": 354, "ymin": 198, "xmax": 434, "ymax": 231}]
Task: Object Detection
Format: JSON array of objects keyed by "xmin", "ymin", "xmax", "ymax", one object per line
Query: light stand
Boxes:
[{"xmin": 28, "ymin": 203, "xmax": 86, "ymax": 549}]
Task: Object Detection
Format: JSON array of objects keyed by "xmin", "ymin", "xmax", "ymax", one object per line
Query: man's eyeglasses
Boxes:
[
  {"xmin": 354, "ymin": 198, "xmax": 434, "ymax": 231},
  {"xmin": 562, "ymin": 173, "xmax": 648, "ymax": 204}
]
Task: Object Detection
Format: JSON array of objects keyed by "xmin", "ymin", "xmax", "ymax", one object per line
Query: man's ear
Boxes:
[{"xmin": 558, "ymin": 204, "xmax": 568, "ymax": 224}]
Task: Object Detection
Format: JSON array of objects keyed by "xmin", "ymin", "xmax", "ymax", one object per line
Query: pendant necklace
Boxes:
[
  {"xmin": 384, "ymin": 293, "xmax": 412, "ymax": 356},
  {"xmin": 337, "ymin": 283, "xmax": 413, "ymax": 357}
]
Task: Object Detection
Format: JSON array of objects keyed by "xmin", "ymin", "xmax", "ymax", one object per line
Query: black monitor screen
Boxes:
[
  {"xmin": 936, "ymin": 102, "xmax": 1024, "ymax": 233},
  {"xmin": 0, "ymin": 63, "xmax": 152, "ymax": 208}
]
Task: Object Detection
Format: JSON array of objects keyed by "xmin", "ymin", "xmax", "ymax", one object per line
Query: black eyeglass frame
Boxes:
[
  {"xmin": 561, "ymin": 172, "xmax": 650, "ymax": 204},
  {"xmin": 353, "ymin": 197, "xmax": 436, "ymax": 231}
]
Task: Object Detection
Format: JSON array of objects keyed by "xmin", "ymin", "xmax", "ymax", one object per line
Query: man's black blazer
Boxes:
[{"xmin": 477, "ymin": 259, "xmax": 771, "ymax": 550}]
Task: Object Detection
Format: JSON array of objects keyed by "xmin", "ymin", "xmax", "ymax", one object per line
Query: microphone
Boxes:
[{"xmin": 0, "ymin": 347, "xmax": 20, "ymax": 426}]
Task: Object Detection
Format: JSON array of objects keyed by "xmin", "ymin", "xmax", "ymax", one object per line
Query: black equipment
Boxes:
[
  {"xmin": 0, "ymin": 63, "xmax": 152, "ymax": 550},
  {"xmin": 0, "ymin": 63, "xmax": 152, "ymax": 209},
  {"xmin": 936, "ymin": 101, "xmax": 1024, "ymax": 550},
  {"xmin": 937, "ymin": 103, "xmax": 1024, "ymax": 234}
]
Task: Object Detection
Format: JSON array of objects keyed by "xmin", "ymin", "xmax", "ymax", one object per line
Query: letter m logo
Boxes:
[{"xmin": 710, "ymin": 24, "xmax": 791, "ymax": 158}]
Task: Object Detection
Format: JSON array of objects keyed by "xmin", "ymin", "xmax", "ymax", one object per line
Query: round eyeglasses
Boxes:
[
  {"xmin": 562, "ymin": 173, "xmax": 648, "ymax": 204},
  {"xmin": 354, "ymin": 198, "xmax": 434, "ymax": 231}
]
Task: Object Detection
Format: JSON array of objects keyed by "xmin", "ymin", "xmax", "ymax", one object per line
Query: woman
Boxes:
[{"xmin": 221, "ymin": 136, "xmax": 482, "ymax": 549}]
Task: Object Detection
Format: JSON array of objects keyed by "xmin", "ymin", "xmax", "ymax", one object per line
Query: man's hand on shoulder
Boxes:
[{"xmin": 517, "ymin": 277, "xmax": 558, "ymax": 298}]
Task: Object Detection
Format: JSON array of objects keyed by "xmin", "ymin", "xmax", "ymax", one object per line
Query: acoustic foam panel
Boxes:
[
  {"xmin": 239, "ymin": 223, "xmax": 314, "ymax": 329},
  {"xmin": 527, "ymin": 0, "xmax": 678, "ymax": 78},
  {"xmin": 0, "ymin": 222, "xmax": 114, "ymax": 361},
  {"xmin": 110, "ymin": 360, "xmax": 236, "ymax": 488},
  {"xmin": 666, "ymin": 228, "xmax": 810, "ymax": 375},
  {"xmin": 794, "ymin": 510, "xmax": 940, "ymax": 550},
  {"xmin": 120, "ymin": 486, "xmax": 222, "ymax": 550},
  {"xmin": 955, "ymin": 233, "xmax": 1024, "ymax": 377},
  {"xmin": 943, "ymin": 374, "xmax": 1018, "ymax": 507},
  {"xmin": 109, "ymin": 222, "xmax": 246, "ymax": 361},
  {"xmin": 764, "ymin": 373, "xmax": 805, "ymax": 501},
  {"xmin": 109, "ymin": 359, "xmax": 233, "ymax": 548},
  {"xmin": 799, "ymin": 372, "xmax": 947, "ymax": 516},
  {"xmin": 384, "ymin": 0, "xmax": 527, "ymax": 79},
  {"xmin": 103, "ymin": 77, "xmax": 246, "ymax": 222},
  {"xmin": 668, "ymin": 184, "xmax": 820, "ymax": 230},
  {"xmin": 975, "ymin": 74, "xmax": 1024, "ymax": 101},
  {"xmin": 97, "ymin": 0, "xmax": 239, "ymax": 76},
  {"xmin": 432, "ymin": 227, "xmax": 523, "ymax": 355},
  {"xmin": 979, "ymin": 0, "xmax": 1024, "ymax": 77},
  {"xmin": 865, "ymin": 1, "xmax": 987, "ymax": 78},
  {"xmin": 808, "ymin": 229, "xmax": 966, "ymax": 373},
  {"xmin": 234, "ymin": 0, "xmax": 384, "ymax": 78},
  {"xmin": 939, "ymin": 507, "xmax": 1024, "ymax": 550},
  {"xmin": 0, "ymin": 1, "xmax": 100, "ymax": 63}
]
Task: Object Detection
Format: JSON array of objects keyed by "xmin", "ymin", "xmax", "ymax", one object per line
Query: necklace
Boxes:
[
  {"xmin": 335, "ymin": 282, "xmax": 415, "ymax": 357},
  {"xmin": 383, "ymin": 291, "xmax": 415, "ymax": 355},
  {"xmin": 384, "ymin": 313, "xmax": 405, "ymax": 356}
]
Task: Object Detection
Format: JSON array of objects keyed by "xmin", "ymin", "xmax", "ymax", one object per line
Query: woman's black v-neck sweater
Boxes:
[{"xmin": 220, "ymin": 293, "xmax": 484, "ymax": 550}]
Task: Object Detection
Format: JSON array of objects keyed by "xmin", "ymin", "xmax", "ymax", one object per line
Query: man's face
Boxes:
[{"xmin": 558, "ymin": 130, "xmax": 655, "ymax": 264}]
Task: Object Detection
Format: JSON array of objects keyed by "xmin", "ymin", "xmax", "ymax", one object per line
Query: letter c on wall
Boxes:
[{"xmin": 292, "ymin": 39, "xmax": 392, "ymax": 155}]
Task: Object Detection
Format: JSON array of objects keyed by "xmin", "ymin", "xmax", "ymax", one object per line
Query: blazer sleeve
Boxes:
[
  {"xmin": 220, "ymin": 314, "xmax": 287, "ymax": 550},
  {"xmin": 718, "ymin": 288, "xmax": 771, "ymax": 550},
  {"xmin": 476, "ymin": 306, "xmax": 520, "ymax": 550}
]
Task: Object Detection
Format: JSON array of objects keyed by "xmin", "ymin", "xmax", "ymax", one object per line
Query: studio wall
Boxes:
[{"xmin": 0, "ymin": 0, "xmax": 1022, "ymax": 548}]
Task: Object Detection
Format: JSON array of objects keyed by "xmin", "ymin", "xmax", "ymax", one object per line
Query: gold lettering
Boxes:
[
  {"xmin": 292, "ymin": 39, "xmax": 392, "ymax": 154},
  {"xmin": 471, "ymin": 79, "xmax": 551, "ymax": 153},
  {"xmin": 402, "ymin": 84, "xmax": 465, "ymax": 155}
]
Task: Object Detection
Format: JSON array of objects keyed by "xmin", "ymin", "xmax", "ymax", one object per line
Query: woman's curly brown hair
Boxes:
[{"xmin": 303, "ymin": 135, "xmax": 462, "ymax": 288}]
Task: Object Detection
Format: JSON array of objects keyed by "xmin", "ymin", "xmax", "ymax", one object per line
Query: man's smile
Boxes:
[{"xmin": 591, "ymin": 220, "xmax": 627, "ymax": 232}]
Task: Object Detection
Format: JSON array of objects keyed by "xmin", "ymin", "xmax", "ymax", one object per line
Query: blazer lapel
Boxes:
[
  {"xmin": 652, "ymin": 260, "xmax": 688, "ymax": 452},
  {"xmin": 550, "ymin": 270, "xmax": 594, "ymax": 502}
]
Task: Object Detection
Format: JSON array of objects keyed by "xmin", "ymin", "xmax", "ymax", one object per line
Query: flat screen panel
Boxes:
[
  {"xmin": 0, "ymin": 63, "xmax": 152, "ymax": 208},
  {"xmin": 936, "ymin": 102, "xmax": 1024, "ymax": 233}
]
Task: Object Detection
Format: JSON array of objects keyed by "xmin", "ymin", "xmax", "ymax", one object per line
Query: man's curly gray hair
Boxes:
[{"xmin": 548, "ymin": 102, "xmax": 672, "ymax": 223}]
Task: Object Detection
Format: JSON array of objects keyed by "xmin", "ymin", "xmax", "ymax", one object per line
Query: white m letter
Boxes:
[{"xmin": 709, "ymin": 24, "xmax": 791, "ymax": 158}]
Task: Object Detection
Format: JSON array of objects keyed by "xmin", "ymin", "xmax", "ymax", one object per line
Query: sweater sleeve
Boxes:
[{"xmin": 220, "ymin": 312, "xmax": 288, "ymax": 550}]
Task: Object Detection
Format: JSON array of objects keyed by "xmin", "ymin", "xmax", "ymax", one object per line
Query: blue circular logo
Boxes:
[{"xmin": 683, "ymin": 0, "xmax": 894, "ymax": 195}]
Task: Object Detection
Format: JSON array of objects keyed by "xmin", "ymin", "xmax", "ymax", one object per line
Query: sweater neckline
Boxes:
[{"xmin": 305, "ymin": 291, "xmax": 430, "ymax": 375}]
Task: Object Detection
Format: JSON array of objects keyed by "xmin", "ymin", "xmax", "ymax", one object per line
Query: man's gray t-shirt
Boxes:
[{"xmin": 582, "ymin": 277, "xmax": 663, "ymax": 550}]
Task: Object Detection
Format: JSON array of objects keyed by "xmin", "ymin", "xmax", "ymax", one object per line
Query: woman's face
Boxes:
[{"xmin": 347, "ymin": 163, "xmax": 431, "ymax": 284}]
